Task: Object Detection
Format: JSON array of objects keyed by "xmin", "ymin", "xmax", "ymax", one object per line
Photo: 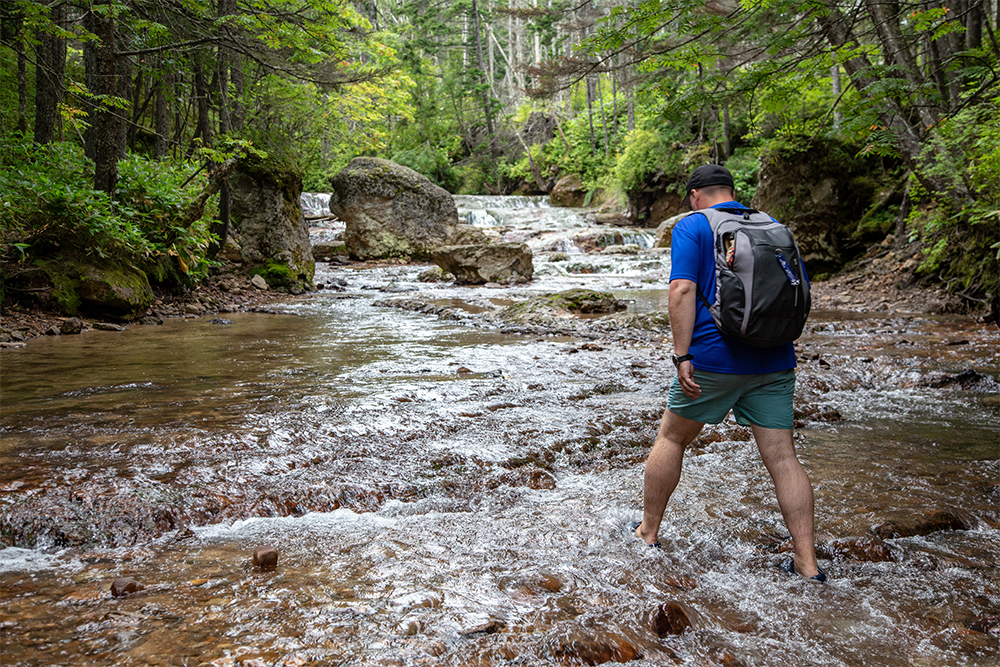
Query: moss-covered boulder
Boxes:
[
  {"xmin": 754, "ymin": 136, "xmax": 880, "ymax": 275},
  {"xmin": 79, "ymin": 264, "xmax": 154, "ymax": 321},
  {"xmin": 229, "ymin": 156, "xmax": 315, "ymax": 290},
  {"xmin": 4, "ymin": 258, "xmax": 152, "ymax": 321},
  {"xmin": 329, "ymin": 157, "xmax": 459, "ymax": 261},
  {"xmin": 497, "ymin": 289, "xmax": 626, "ymax": 323}
]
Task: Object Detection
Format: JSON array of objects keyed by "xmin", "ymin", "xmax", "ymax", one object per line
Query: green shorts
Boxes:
[{"xmin": 668, "ymin": 368, "xmax": 796, "ymax": 429}]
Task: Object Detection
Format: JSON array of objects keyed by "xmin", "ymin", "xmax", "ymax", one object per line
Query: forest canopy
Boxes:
[{"xmin": 1, "ymin": 0, "xmax": 998, "ymax": 307}]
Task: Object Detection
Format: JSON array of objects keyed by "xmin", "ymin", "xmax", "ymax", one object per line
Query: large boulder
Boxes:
[
  {"xmin": 653, "ymin": 212, "xmax": 688, "ymax": 248},
  {"xmin": 431, "ymin": 243, "xmax": 534, "ymax": 285},
  {"xmin": 230, "ymin": 157, "xmax": 315, "ymax": 290},
  {"xmin": 79, "ymin": 264, "xmax": 154, "ymax": 321},
  {"xmin": 753, "ymin": 137, "xmax": 879, "ymax": 275},
  {"xmin": 8, "ymin": 259, "xmax": 153, "ymax": 321},
  {"xmin": 329, "ymin": 157, "xmax": 459, "ymax": 261}
]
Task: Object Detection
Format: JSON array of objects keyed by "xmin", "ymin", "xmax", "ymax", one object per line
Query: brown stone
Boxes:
[
  {"xmin": 110, "ymin": 577, "xmax": 142, "ymax": 598},
  {"xmin": 253, "ymin": 545, "xmax": 279, "ymax": 570},
  {"xmin": 873, "ymin": 511, "xmax": 973, "ymax": 540},
  {"xmin": 822, "ymin": 537, "xmax": 895, "ymax": 563},
  {"xmin": 552, "ymin": 630, "xmax": 642, "ymax": 664},
  {"xmin": 651, "ymin": 601, "xmax": 693, "ymax": 636}
]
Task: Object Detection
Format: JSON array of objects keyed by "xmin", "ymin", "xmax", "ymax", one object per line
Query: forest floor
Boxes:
[{"xmin": 0, "ymin": 241, "xmax": 993, "ymax": 346}]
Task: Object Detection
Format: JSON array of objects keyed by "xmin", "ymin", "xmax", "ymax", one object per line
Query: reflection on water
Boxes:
[{"xmin": 1, "ymin": 197, "xmax": 999, "ymax": 666}]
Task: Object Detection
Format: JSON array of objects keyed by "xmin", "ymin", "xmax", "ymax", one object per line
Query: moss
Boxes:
[{"xmin": 35, "ymin": 259, "xmax": 82, "ymax": 315}]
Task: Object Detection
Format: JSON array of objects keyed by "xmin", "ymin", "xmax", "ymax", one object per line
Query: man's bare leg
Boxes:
[
  {"xmin": 634, "ymin": 409, "xmax": 704, "ymax": 546},
  {"xmin": 752, "ymin": 425, "xmax": 821, "ymax": 577}
]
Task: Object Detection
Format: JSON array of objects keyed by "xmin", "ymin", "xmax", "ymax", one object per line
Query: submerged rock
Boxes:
[
  {"xmin": 550, "ymin": 629, "xmax": 642, "ymax": 664},
  {"xmin": 650, "ymin": 601, "xmax": 693, "ymax": 636},
  {"xmin": 873, "ymin": 511, "xmax": 974, "ymax": 539},
  {"xmin": 820, "ymin": 537, "xmax": 895, "ymax": 562}
]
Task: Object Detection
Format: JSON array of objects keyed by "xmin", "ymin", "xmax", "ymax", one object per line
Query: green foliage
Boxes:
[
  {"xmin": 0, "ymin": 141, "xmax": 218, "ymax": 283},
  {"xmin": 724, "ymin": 148, "xmax": 761, "ymax": 203},
  {"xmin": 909, "ymin": 89, "xmax": 1000, "ymax": 297},
  {"xmin": 614, "ymin": 129, "xmax": 669, "ymax": 194}
]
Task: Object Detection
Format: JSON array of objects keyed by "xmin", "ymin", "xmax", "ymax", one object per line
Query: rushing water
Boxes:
[{"xmin": 1, "ymin": 197, "xmax": 998, "ymax": 667}]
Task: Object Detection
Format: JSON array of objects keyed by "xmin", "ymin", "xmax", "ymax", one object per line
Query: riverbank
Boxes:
[{"xmin": 1, "ymin": 242, "xmax": 993, "ymax": 347}]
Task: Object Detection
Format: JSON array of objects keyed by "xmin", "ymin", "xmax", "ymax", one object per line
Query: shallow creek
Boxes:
[{"xmin": 1, "ymin": 197, "xmax": 998, "ymax": 666}]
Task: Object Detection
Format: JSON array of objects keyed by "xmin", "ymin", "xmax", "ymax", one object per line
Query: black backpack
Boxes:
[{"xmin": 695, "ymin": 207, "xmax": 810, "ymax": 347}]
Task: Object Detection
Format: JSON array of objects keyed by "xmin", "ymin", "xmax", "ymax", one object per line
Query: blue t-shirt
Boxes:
[{"xmin": 669, "ymin": 201, "xmax": 798, "ymax": 374}]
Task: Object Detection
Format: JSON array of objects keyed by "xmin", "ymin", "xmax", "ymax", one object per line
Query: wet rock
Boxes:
[
  {"xmin": 312, "ymin": 241, "xmax": 345, "ymax": 261},
  {"xmin": 139, "ymin": 315, "xmax": 163, "ymax": 326},
  {"xmin": 820, "ymin": 537, "xmax": 895, "ymax": 562},
  {"xmin": 873, "ymin": 511, "xmax": 974, "ymax": 540},
  {"xmin": 418, "ymin": 266, "xmax": 453, "ymax": 283},
  {"xmin": 110, "ymin": 577, "xmax": 143, "ymax": 597},
  {"xmin": 45, "ymin": 325, "xmax": 61, "ymax": 336},
  {"xmin": 330, "ymin": 157, "xmax": 459, "ymax": 261},
  {"xmin": 491, "ymin": 467, "xmax": 556, "ymax": 490},
  {"xmin": 921, "ymin": 369, "xmax": 994, "ymax": 390},
  {"xmin": 207, "ymin": 318, "xmax": 232, "ymax": 325},
  {"xmin": 431, "ymin": 243, "xmax": 534, "ymax": 285},
  {"xmin": 551, "ymin": 629, "xmax": 642, "ymax": 664},
  {"xmin": 594, "ymin": 212, "xmax": 631, "ymax": 226},
  {"xmin": 459, "ymin": 619, "xmax": 506, "ymax": 636},
  {"xmin": 93, "ymin": 322, "xmax": 125, "ymax": 332},
  {"xmin": 966, "ymin": 615, "xmax": 1000, "ymax": 634},
  {"xmin": 650, "ymin": 601, "xmax": 693, "ymax": 636},
  {"xmin": 252, "ymin": 545, "xmax": 279, "ymax": 570},
  {"xmin": 60, "ymin": 317, "xmax": 84, "ymax": 335}
]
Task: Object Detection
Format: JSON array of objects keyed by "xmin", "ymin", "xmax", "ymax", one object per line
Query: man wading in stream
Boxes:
[{"xmin": 630, "ymin": 164, "xmax": 825, "ymax": 582}]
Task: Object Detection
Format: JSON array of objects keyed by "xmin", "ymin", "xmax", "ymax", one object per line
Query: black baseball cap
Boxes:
[{"xmin": 682, "ymin": 164, "xmax": 735, "ymax": 207}]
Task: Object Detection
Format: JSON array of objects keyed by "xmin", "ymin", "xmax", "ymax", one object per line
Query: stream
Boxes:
[{"xmin": 1, "ymin": 196, "xmax": 998, "ymax": 666}]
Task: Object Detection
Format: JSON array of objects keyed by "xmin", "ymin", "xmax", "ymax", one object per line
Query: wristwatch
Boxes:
[{"xmin": 671, "ymin": 353, "xmax": 694, "ymax": 368}]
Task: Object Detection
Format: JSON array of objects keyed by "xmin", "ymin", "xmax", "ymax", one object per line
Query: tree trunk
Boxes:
[
  {"xmin": 831, "ymin": 65, "xmax": 842, "ymax": 129},
  {"xmin": 469, "ymin": 0, "xmax": 494, "ymax": 136},
  {"xmin": 154, "ymin": 71, "xmax": 169, "ymax": 159},
  {"xmin": 16, "ymin": 16, "xmax": 28, "ymax": 135},
  {"xmin": 33, "ymin": 4, "xmax": 66, "ymax": 145},
  {"xmin": 193, "ymin": 60, "xmax": 212, "ymax": 151},
  {"xmin": 586, "ymin": 75, "xmax": 596, "ymax": 156},
  {"xmin": 88, "ymin": 1, "xmax": 120, "ymax": 194}
]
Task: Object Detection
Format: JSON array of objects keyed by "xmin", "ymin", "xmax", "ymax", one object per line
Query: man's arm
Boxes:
[{"xmin": 668, "ymin": 279, "xmax": 701, "ymax": 398}]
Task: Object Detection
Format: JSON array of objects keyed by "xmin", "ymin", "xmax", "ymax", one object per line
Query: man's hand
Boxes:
[{"xmin": 677, "ymin": 360, "xmax": 701, "ymax": 398}]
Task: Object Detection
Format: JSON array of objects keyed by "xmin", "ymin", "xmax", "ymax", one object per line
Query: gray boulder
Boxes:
[
  {"xmin": 230, "ymin": 158, "xmax": 315, "ymax": 289},
  {"xmin": 431, "ymin": 243, "xmax": 534, "ymax": 285},
  {"xmin": 329, "ymin": 157, "xmax": 459, "ymax": 261},
  {"xmin": 654, "ymin": 212, "xmax": 688, "ymax": 248}
]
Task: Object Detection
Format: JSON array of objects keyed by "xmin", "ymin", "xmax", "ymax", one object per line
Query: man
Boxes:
[{"xmin": 631, "ymin": 164, "xmax": 825, "ymax": 582}]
